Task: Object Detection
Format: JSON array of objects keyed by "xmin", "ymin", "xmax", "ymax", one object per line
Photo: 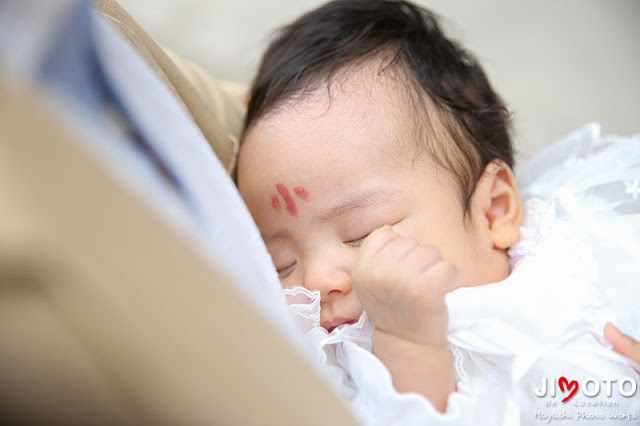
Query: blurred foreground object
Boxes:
[{"xmin": 0, "ymin": 0, "xmax": 357, "ymax": 424}]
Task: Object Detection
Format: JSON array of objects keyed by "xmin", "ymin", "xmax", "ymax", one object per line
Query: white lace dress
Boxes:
[{"xmin": 285, "ymin": 124, "xmax": 640, "ymax": 425}]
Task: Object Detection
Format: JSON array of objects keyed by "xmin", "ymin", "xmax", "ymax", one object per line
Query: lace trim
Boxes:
[
  {"xmin": 283, "ymin": 287, "xmax": 321, "ymax": 330},
  {"xmin": 451, "ymin": 344, "xmax": 468, "ymax": 384}
]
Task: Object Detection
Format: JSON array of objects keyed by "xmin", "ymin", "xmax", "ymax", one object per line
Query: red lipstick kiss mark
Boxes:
[
  {"xmin": 270, "ymin": 195, "xmax": 281, "ymax": 212},
  {"xmin": 276, "ymin": 183, "xmax": 298, "ymax": 216},
  {"xmin": 293, "ymin": 187, "xmax": 310, "ymax": 200},
  {"xmin": 558, "ymin": 377, "xmax": 578, "ymax": 403}
]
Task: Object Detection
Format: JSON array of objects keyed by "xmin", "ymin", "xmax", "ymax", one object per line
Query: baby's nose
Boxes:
[{"xmin": 303, "ymin": 260, "xmax": 352, "ymax": 298}]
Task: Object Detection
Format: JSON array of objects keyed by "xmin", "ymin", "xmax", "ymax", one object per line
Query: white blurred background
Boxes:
[{"xmin": 118, "ymin": 0, "xmax": 640, "ymax": 171}]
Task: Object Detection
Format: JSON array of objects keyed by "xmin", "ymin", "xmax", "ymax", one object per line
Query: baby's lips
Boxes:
[{"xmin": 323, "ymin": 317, "xmax": 357, "ymax": 333}]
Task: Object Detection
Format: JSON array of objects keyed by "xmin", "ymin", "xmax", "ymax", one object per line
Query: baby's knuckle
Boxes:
[
  {"xmin": 423, "ymin": 259, "xmax": 455, "ymax": 283},
  {"xmin": 440, "ymin": 260, "xmax": 458, "ymax": 277},
  {"xmin": 404, "ymin": 237, "xmax": 420, "ymax": 248},
  {"xmin": 425, "ymin": 245, "xmax": 443, "ymax": 261},
  {"xmin": 418, "ymin": 245, "xmax": 442, "ymax": 262}
]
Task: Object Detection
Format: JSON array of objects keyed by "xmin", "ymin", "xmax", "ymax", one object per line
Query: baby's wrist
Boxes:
[{"xmin": 372, "ymin": 327, "xmax": 455, "ymax": 412}]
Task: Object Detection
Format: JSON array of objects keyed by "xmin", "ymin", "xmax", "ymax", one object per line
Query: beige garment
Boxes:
[
  {"xmin": 93, "ymin": 0, "xmax": 246, "ymax": 176},
  {"xmin": 0, "ymin": 80, "xmax": 357, "ymax": 425}
]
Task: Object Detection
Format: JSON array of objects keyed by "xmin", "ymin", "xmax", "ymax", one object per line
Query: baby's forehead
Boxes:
[
  {"xmin": 239, "ymin": 58, "xmax": 463, "ymax": 196},
  {"xmin": 252, "ymin": 59, "xmax": 437, "ymax": 156}
]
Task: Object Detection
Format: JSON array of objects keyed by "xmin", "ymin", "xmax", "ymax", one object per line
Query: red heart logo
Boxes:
[{"xmin": 558, "ymin": 377, "xmax": 578, "ymax": 402}]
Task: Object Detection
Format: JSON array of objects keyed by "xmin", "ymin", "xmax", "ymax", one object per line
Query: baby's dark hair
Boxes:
[{"xmin": 244, "ymin": 0, "xmax": 514, "ymax": 211}]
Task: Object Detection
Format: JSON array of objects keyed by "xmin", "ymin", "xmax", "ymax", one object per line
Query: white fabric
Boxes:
[
  {"xmin": 285, "ymin": 124, "xmax": 640, "ymax": 425},
  {"xmin": 518, "ymin": 123, "xmax": 640, "ymax": 337}
]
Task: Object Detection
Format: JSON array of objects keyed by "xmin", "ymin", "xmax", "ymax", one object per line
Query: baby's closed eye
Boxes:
[
  {"xmin": 344, "ymin": 235, "xmax": 368, "ymax": 248},
  {"xmin": 276, "ymin": 261, "xmax": 296, "ymax": 279},
  {"xmin": 344, "ymin": 219, "xmax": 405, "ymax": 248}
]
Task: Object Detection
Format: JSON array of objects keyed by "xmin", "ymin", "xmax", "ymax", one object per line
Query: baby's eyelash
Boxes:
[
  {"xmin": 344, "ymin": 220, "xmax": 403, "ymax": 248},
  {"xmin": 277, "ymin": 262, "xmax": 296, "ymax": 278},
  {"xmin": 344, "ymin": 236, "xmax": 367, "ymax": 248}
]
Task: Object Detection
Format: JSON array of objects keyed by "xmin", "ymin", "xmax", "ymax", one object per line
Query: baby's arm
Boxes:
[{"xmin": 351, "ymin": 225, "xmax": 460, "ymax": 412}]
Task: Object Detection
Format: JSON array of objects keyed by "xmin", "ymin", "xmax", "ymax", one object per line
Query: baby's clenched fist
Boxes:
[{"xmin": 351, "ymin": 225, "xmax": 460, "ymax": 347}]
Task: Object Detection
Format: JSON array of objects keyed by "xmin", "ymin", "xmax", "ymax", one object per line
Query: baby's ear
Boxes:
[{"xmin": 474, "ymin": 160, "xmax": 523, "ymax": 249}]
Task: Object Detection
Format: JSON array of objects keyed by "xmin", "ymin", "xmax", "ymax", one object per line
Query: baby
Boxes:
[{"xmin": 237, "ymin": 0, "xmax": 639, "ymax": 423}]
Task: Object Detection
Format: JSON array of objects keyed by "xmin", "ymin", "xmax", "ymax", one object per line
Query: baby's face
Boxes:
[{"xmin": 238, "ymin": 66, "xmax": 508, "ymax": 331}]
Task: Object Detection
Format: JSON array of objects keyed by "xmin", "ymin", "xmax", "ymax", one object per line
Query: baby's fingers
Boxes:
[
  {"xmin": 604, "ymin": 323, "xmax": 640, "ymax": 368},
  {"xmin": 403, "ymin": 245, "xmax": 442, "ymax": 274},
  {"xmin": 357, "ymin": 224, "xmax": 396, "ymax": 259},
  {"xmin": 419, "ymin": 259, "xmax": 460, "ymax": 295}
]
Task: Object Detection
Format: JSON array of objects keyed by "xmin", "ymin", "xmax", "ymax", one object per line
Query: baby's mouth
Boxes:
[{"xmin": 324, "ymin": 318, "xmax": 357, "ymax": 333}]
